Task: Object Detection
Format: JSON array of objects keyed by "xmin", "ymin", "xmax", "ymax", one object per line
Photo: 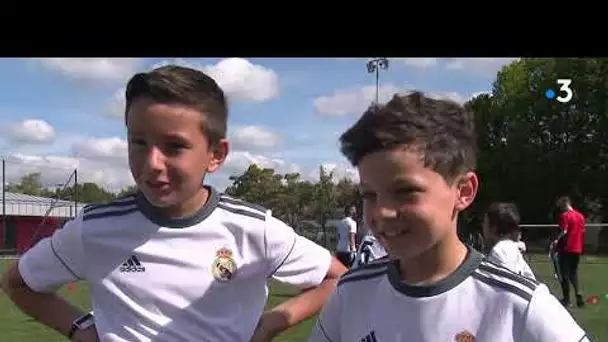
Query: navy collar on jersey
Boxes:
[
  {"xmin": 387, "ymin": 245, "xmax": 484, "ymax": 297},
  {"xmin": 135, "ymin": 185, "xmax": 220, "ymax": 228}
]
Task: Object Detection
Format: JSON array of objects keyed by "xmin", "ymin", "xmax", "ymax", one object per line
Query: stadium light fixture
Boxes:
[{"xmin": 366, "ymin": 58, "xmax": 389, "ymax": 103}]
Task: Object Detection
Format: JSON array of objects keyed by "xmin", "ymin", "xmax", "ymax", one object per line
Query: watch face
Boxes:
[
  {"xmin": 77, "ymin": 318, "xmax": 95, "ymax": 330},
  {"xmin": 75, "ymin": 313, "xmax": 95, "ymax": 330}
]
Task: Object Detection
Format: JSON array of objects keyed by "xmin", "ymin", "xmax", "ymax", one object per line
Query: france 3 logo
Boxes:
[{"xmin": 544, "ymin": 79, "xmax": 573, "ymax": 103}]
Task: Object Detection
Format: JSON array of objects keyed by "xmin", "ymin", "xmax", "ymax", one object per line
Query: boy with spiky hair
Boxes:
[
  {"xmin": 309, "ymin": 92, "xmax": 589, "ymax": 342},
  {"xmin": 1, "ymin": 65, "xmax": 346, "ymax": 342}
]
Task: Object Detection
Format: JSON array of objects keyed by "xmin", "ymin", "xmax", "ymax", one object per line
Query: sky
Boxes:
[{"xmin": 0, "ymin": 57, "xmax": 517, "ymax": 193}]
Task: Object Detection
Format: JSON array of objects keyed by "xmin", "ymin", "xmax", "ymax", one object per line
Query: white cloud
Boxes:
[
  {"xmin": 312, "ymin": 163, "xmax": 359, "ymax": 183},
  {"xmin": 105, "ymin": 58, "xmax": 281, "ymax": 119},
  {"xmin": 106, "ymin": 87, "xmax": 126, "ymax": 118},
  {"xmin": 3, "ymin": 119, "xmax": 56, "ymax": 144},
  {"xmin": 152, "ymin": 58, "xmax": 280, "ymax": 102},
  {"xmin": 335, "ymin": 58, "xmax": 438, "ymax": 69},
  {"xmin": 471, "ymin": 90, "xmax": 492, "ymax": 99},
  {"xmin": 314, "ymin": 83, "xmax": 490, "ymax": 116},
  {"xmin": 2, "ymin": 152, "xmax": 133, "ymax": 194},
  {"xmin": 392, "ymin": 58, "xmax": 438, "ymax": 68},
  {"xmin": 445, "ymin": 58, "xmax": 518, "ymax": 76},
  {"xmin": 33, "ymin": 58, "xmax": 141, "ymax": 83},
  {"xmin": 2, "ymin": 135, "xmax": 357, "ymax": 194},
  {"xmin": 335, "ymin": 57, "xmax": 516, "ymax": 75},
  {"xmin": 314, "ymin": 83, "xmax": 404, "ymax": 116},
  {"xmin": 229, "ymin": 125, "xmax": 282, "ymax": 151},
  {"xmin": 71, "ymin": 137, "xmax": 128, "ymax": 162}
]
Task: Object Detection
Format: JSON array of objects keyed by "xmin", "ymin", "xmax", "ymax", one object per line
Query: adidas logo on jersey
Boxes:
[
  {"xmin": 120, "ymin": 255, "xmax": 145, "ymax": 273},
  {"xmin": 360, "ymin": 330, "xmax": 377, "ymax": 342}
]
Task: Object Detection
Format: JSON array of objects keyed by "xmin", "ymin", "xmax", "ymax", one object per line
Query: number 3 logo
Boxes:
[{"xmin": 556, "ymin": 79, "xmax": 573, "ymax": 103}]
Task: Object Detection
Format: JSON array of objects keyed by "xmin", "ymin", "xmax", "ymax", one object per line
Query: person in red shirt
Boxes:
[{"xmin": 551, "ymin": 196, "xmax": 586, "ymax": 308}]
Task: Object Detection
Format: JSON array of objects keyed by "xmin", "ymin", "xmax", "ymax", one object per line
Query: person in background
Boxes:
[
  {"xmin": 482, "ymin": 202, "xmax": 535, "ymax": 279},
  {"xmin": 336, "ymin": 206, "xmax": 358, "ymax": 268},
  {"xmin": 352, "ymin": 219, "xmax": 387, "ymax": 268},
  {"xmin": 516, "ymin": 231, "xmax": 527, "ymax": 253},
  {"xmin": 551, "ymin": 195, "xmax": 586, "ymax": 308}
]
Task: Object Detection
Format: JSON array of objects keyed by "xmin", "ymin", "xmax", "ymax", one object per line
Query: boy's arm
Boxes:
[
  {"xmin": 0, "ymin": 212, "xmax": 93, "ymax": 340},
  {"xmin": 308, "ymin": 288, "xmax": 342, "ymax": 342},
  {"xmin": 253, "ymin": 215, "xmax": 347, "ymax": 340},
  {"xmin": 550, "ymin": 215, "xmax": 568, "ymax": 253},
  {"xmin": 521, "ymin": 285, "xmax": 590, "ymax": 341},
  {"xmin": 349, "ymin": 221, "xmax": 357, "ymax": 252}
]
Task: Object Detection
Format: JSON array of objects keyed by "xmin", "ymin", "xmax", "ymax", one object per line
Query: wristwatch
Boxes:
[{"xmin": 68, "ymin": 312, "xmax": 95, "ymax": 340}]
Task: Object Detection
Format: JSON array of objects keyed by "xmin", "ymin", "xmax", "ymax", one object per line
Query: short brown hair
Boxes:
[
  {"xmin": 556, "ymin": 196, "xmax": 571, "ymax": 208},
  {"xmin": 339, "ymin": 91, "xmax": 477, "ymax": 182},
  {"xmin": 485, "ymin": 202, "xmax": 521, "ymax": 237},
  {"xmin": 124, "ymin": 65, "xmax": 228, "ymax": 147}
]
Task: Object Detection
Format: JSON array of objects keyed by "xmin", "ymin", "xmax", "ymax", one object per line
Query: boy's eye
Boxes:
[
  {"xmin": 165, "ymin": 142, "xmax": 187, "ymax": 155},
  {"xmin": 394, "ymin": 188, "xmax": 421, "ymax": 201}
]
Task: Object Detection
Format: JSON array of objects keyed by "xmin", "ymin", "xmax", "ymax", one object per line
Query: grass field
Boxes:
[{"xmin": 1, "ymin": 256, "xmax": 607, "ymax": 341}]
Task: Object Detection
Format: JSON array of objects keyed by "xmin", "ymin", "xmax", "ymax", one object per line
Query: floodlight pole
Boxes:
[{"xmin": 366, "ymin": 58, "xmax": 390, "ymax": 103}]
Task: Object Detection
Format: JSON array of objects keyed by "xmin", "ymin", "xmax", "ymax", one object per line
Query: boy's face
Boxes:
[
  {"xmin": 358, "ymin": 147, "xmax": 478, "ymax": 261},
  {"xmin": 126, "ymin": 99, "xmax": 228, "ymax": 209}
]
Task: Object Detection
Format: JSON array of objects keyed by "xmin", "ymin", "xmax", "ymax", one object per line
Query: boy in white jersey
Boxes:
[
  {"xmin": 483, "ymin": 202, "xmax": 535, "ymax": 279},
  {"xmin": 1, "ymin": 65, "xmax": 346, "ymax": 342},
  {"xmin": 309, "ymin": 91, "xmax": 589, "ymax": 342}
]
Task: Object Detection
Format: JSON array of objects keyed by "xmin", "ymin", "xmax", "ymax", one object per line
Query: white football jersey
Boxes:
[
  {"xmin": 489, "ymin": 239, "xmax": 535, "ymax": 279},
  {"xmin": 309, "ymin": 247, "xmax": 589, "ymax": 342},
  {"xmin": 337, "ymin": 217, "xmax": 357, "ymax": 252},
  {"xmin": 18, "ymin": 186, "xmax": 332, "ymax": 342}
]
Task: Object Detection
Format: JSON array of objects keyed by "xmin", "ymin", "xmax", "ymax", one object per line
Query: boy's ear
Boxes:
[
  {"xmin": 206, "ymin": 139, "xmax": 229, "ymax": 173},
  {"xmin": 454, "ymin": 171, "xmax": 478, "ymax": 211}
]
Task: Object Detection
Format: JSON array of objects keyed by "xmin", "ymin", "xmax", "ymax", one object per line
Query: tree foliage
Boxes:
[
  {"xmin": 225, "ymin": 164, "xmax": 359, "ymax": 236},
  {"xmin": 468, "ymin": 58, "xmax": 608, "ymax": 225}
]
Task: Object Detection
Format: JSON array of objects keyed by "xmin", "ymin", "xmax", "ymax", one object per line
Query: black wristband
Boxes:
[{"xmin": 68, "ymin": 312, "xmax": 94, "ymax": 340}]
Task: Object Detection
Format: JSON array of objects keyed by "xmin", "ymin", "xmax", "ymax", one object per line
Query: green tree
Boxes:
[
  {"xmin": 312, "ymin": 166, "xmax": 337, "ymax": 247},
  {"xmin": 225, "ymin": 164, "xmax": 284, "ymax": 213},
  {"xmin": 6, "ymin": 172, "xmax": 44, "ymax": 196},
  {"xmin": 469, "ymin": 58, "xmax": 608, "ymax": 225},
  {"xmin": 117, "ymin": 185, "xmax": 138, "ymax": 198}
]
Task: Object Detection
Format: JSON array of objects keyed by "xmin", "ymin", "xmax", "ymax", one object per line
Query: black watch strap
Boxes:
[
  {"xmin": 67, "ymin": 312, "xmax": 94, "ymax": 339},
  {"xmin": 67, "ymin": 324, "xmax": 78, "ymax": 340}
]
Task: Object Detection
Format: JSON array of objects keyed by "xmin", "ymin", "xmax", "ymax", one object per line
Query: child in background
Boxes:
[{"xmin": 483, "ymin": 202, "xmax": 535, "ymax": 279}]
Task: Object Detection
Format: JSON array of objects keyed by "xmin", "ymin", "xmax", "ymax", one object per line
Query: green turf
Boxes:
[{"xmin": 1, "ymin": 256, "xmax": 606, "ymax": 341}]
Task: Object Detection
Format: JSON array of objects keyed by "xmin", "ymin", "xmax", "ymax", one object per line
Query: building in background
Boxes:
[{"xmin": 0, "ymin": 192, "xmax": 86, "ymax": 254}]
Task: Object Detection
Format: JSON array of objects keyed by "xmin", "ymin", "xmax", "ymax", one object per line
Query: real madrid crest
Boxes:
[
  {"xmin": 211, "ymin": 247, "xmax": 238, "ymax": 282},
  {"xmin": 454, "ymin": 330, "xmax": 475, "ymax": 342}
]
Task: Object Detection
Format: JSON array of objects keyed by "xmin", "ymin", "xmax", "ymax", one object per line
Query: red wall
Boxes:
[{"xmin": 16, "ymin": 216, "xmax": 60, "ymax": 253}]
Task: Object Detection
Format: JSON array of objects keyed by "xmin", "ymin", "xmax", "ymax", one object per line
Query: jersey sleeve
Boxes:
[
  {"xmin": 17, "ymin": 209, "xmax": 87, "ymax": 293},
  {"xmin": 264, "ymin": 214, "xmax": 332, "ymax": 289},
  {"xmin": 348, "ymin": 220, "xmax": 357, "ymax": 234},
  {"xmin": 308, "ymin": 288, "xmax": 342, "ymax": 342},
  {"xmin": 488, "ymin": 245, "xmax": 509, "ymax": 267},
  {"xmin": 521, "ymin": 285, "xmax": 590, "ymax": 341}
]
